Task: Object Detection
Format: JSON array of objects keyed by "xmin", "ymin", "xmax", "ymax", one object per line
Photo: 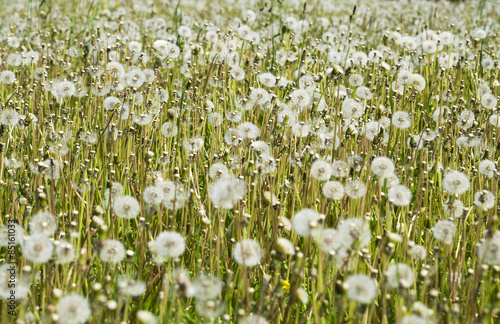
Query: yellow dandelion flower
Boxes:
[{"xmin": 282, "ymin": 280, "xmax": 290, "ymax": 294}]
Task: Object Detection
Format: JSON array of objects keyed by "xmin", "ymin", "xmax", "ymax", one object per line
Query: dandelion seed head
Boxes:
[
  {"xmin": 29, "ymin": 211, "xmax": 57, "ymax": 236},
  {"xmin": 443, "ymin": 171, "xmax": 470, "ymax": 194},
  {"xmin": 386, "ymin": 263, "xmax": 414, "ymax": 288},
  {"xmin": 344, "ymin": 274, "xmax": 377, "ymax": 304},
  {"xmin": 233, "ymin": 239, "xmax": 263, "ymax": 267},
  {"xmin": 100, "ymin": 239, "xmax": 126, "ymax": 263},
  {"xmin": 433, "ymin": 220, "xmax": 457, "ymax": 245},
  {"xmin": 344, "ymin": 180, "xmax": 367, "ymax": 199},
  {"xmin": 292, "ymin": 208, "xmax": 322, "ymax": 237},
  {"xmin": 388, "ymin": 185, "xmax": 412, "ymax": 206},
  {"xmin": 22, "ymin": 234, "xmax": 54, "ymax": 263},
  {"xmin": 310, "ymin": 159, "xmax": 332, "ymax": 181},
  {"xmin": 56, "ymin": 294, "xmax": 91, "ymax": 324}
]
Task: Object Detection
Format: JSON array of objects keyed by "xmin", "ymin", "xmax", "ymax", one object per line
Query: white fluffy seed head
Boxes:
[
  {"xmin": 371, "ymin": 157, "xmax": 395, "ymax": 177},
  {"xmin": 386, "ymin": 263, "xmax": 414, "ymax": 288},
  {"xmin": 432, "ymin": 220, "xmax": 456, "ymax": 245},
  {"xmin": 322, "ymin": 181, "xmax": 345, "ymax": 200},
  {"xmin": 345, "ymin": 180, "xmax": 367, "ymax": 199},
  {"xmin": 29, "ymin": 211, "xmax": 57, "ymax": 236},
  {"xmin": 233, "ymin": 239, "xmax": 263, "ymax": 267},
  {"xmin": 56, "ymin": 294, "xmax": 91, "ymax": 324},
  {"xmin": 100, "ymin": 239, "xmax": 125, "ymax": 263},
  {"xmin": 344, "ymin": 274, "xmax": 377, "ymax": 304},
  {"xmin": 292, "ymin": 209, "xmax": 322, "ymax": 237},
  {"xmin": 388, "ymin": 185, "xmax": 412, "ymax": 206},
  {"xmin": 22, "ymin": 234, "xmax": 54, "ymax": 263},
  {"xmin": 310, "ymin": 159, "xmax": 332, "ymax": 181},
  {"xmin": 113, "ymin": 195, "xmax": 141, "ymax": 219},
  {"xmin": 442, "ymin": 171, "xmax": 470, "ymax": 194},
  {"xmin": 149, "ymin": 231, "xmax": 186, "ymax": 261}
]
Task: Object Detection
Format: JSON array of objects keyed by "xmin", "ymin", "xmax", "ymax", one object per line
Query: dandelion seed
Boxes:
[
  {"xmin": 456, "ymin": 110, "xmax": 475, "ymax": 130},
  {"xmin": 143, "ymin": 186, "xmax": 165, "ymax": 205},
  {"xmin": 386, "ymin": 263, "xmax": 414, "ymax": 288},
  {"xmin": 342, "ymin": 98, "xmax": 365, "ymax": 119},
  {"xmin": 100, "ymin": 239, "xmax": 126, "ymax": 263},
  {"xmin": 344, "ymin": 275, "xmax": 377, "ymax": 304},
  {"xmin": 209, "ymin": 174, "xmax": 246, "ymax": 209},
  {"xmin": 113, "ymin": 195, "xmax": 141, "ymax": 219},
  {"xmin": 290, "ymin": 89, "xmax": 311, "ymax": 110},
  {"xmin": 162, "ymin": 185, "xmax": 190, "ymax": 211},
  {"xmin": 103, "ymin": 96, "xmax": 121, "ymax": 111},
  {"xmin": 397, "ymin": 70, "xmax": 413, "ymax": 86},
  {"xmin": 322, "ymin": 181, "xmax": 345, "ymax": 200},
  {"xmin": 0, "ymin": 109, "xmax": 20, "ymax": 126},
  {"xmin": 22, "ymin": 234, "xmax": 54, "ymax": 263},
  {"xmin": 388, "ymin": 185, "xmax": 412, "ymax": 206},
  {"xmin": 433, "ymin": 220, "xmax": 456, "ymax": 245},
  {"xmin": 132, "ymin": 113, "xmax": 153, "ymax": 126},
  {"xmin": 337, "ymin": 218, "xmax": 371, "ymax": 249},
  {"xmin": 226, "ymin": 110, "xmax": 242, "ymax": 123},
  {"xmin": 159, "ymin": 122, "xmax": 178, "ymax": 138},
  {"xmin": 444, "ymin": 199, "xmax": 464, "ymax": 218},
  {"xmin": 401, "ymin": 315, "xmax": 427, "ymax": 324},
  {"xmin": 209, "ymin": 162, "xmax": 229, "ymax": 179},
  {"xmin": 183, "ymin": 136, "xmax": 204, "ymax": 152},
  {"xmin": 230, "ymin": 67, "xmax": 246, "ymax": 81},
  {"xmin": 193, "ymin": 274, "xmax": 223, "ymax": 300},
  {"xmin": 299, "ymin": 75, "xmax": 317, "ymax": 92},
  {"xmin": 442, "ymin": 171, "xmax": 469, "ymax": 194},
  {"xmin": 250, "ymin": 141, "xmax": 271, "ymax": 156},
  {"xmin": 481, "ymin": 93, "xmax": 498, "ymax": 110},
  {"xmin": 137, "ymin": 311, "xmax": 158, "ymax": 324},
  {"xmin": 56, "ymin": 294, "xmax": 91, "ymax": 324},
  {"xmin": 310, "ymin": 159, "xmax": 332, "ymax": 181},
  {"xmin": 255, "ymin": 154, "xmax": 276, "ymax": 174},
  {"xmin": 473, "ymin": 190, "xmax": 495, "ymax": 210},
  {"xmin": 409, "ymin": 244, "xmax": 427, "ymax": 261},
  {"xmin": 233, "ymin": 239, "xmax": 263, "ymax": 267},
  {"xmin": 238, "ymin": 122, "xmax": 260, "ymax": 139},
  {"xmin": 409, "ymin": 73, "xmax": 426, "ymax": 92},
  {"xmin": 292, "ymin": 209, "xmax": 322, "ymax": 237},
  {"xmin": 258, "ymin": 72, "xmax": 276, "ymax": 87},
  {"xmin": 195, "ymin": 299, "xmax": 226, "ymax": 319},
  {"xmin": 371, "ymin": 157, "xmax": 395, "ymax": 177},
  {"xmin": 250, "ymin": 88, "xmax": 271, "ymax": 106},
  {"xmin": 316, "ymin": 228, "xmax": 344, "ymax": 256},
  {"xmin": 477, "ymin": 231, "xmax": 500, "ymax": 265},
  {"xmin": 29, "ymin": 211, "xmax": 57, "ymax": 236},
  {"xmin": 149, "ymin": 231, "xmax": 186, "ymax": 261},
  {"xmin": 278, "ymin": 216, "xmax": 293, "ymax": 231},
  {"xmin": 208, "ymin": 112, "xmax": 223, "ymax": 126},
  {"xmin": 290, "ymin": 121, "xmax": 311, "ymax": 138},
  {"xmin": 0, "ymin": 70, "xmax": 16, "ymax": 84},
  {"xmin": 224, "ymin": 128, "xmax": 243, "ymax": 146},
  {"xmin": 349, "ymin": 73, "xmax": 364, "ymax": 87},
  {"xmin": 295, "ymin": 287, "xmax": 309, "ymax": 304},
  {"xmin": 356, "ymin": 86, "xmax": 373, "ymax": 100},
  {"xmin": 478, "ymin": 159, "xmax": 496, "ymax": 178},
  {"xmin": 331, "ymin": 160, "xmax": 349, "ymax": 178},
  {"xmin": 106, "ymin": 61, "xmax": 125, "ymax": 78},
  {"xmin": 55, "ymin": 240, "xmax": 76, "ymax": 264},
  {"xmin": 392, "ymin": 111, "xmax": 412, "ymax": 129},
  {"xmin": 344, "ymin": 180, "xmax": 367, "ymax": 199}
]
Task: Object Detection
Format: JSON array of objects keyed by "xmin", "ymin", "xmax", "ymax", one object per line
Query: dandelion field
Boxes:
[{"xmin": 1, "ymin": 0, "xmax": 500, "ymax": 323}]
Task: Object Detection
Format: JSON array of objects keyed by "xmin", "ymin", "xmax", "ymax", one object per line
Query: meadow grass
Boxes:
[{"xmin": 1, "ymin": 0, "xmax": 500, "ymax": 323}]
